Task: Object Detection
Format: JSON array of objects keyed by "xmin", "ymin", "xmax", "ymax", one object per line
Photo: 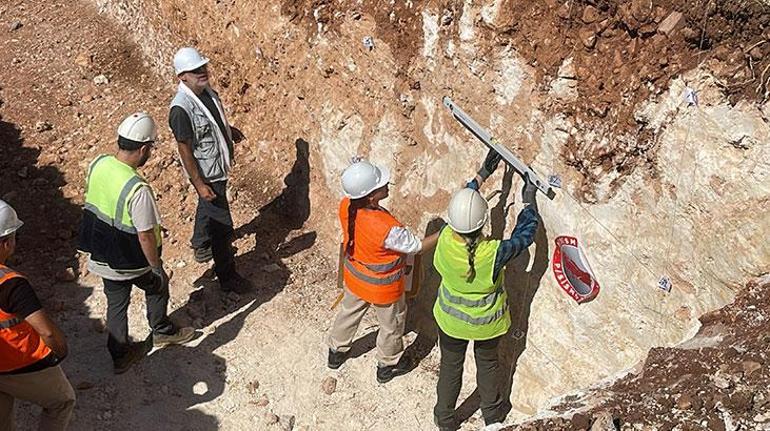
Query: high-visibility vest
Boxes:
[
  {"xmin": 78, "ymin": 155, "xmax": 161, "ymax": 270},
  {"xmin": 338, "ymin": 198, "xmax": 405, "ymax": 305},
  {"xmin": 0, "ymin": 265, "xmax": 52, "ymax": 372},
  {"xmin": 432, "ymin": 228, "xmax": 510, "ymax": 340}
]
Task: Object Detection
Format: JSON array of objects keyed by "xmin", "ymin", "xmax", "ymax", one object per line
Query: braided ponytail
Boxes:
[
  {"xmin": 462, "ymin": 232, "xmax": 482, "ymax": 282},
  {"xmin": 346, "ymin": 198, "xmax": 367, "ymax": 256}
]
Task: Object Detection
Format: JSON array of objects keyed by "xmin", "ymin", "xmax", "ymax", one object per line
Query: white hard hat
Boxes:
[
  {"xmin": 341, "ymin": 160, "xmax": 391, "ymax": 199},
  {"xmin": 0, "ymin": 200, "xmax": 23, "ymax": 238},
  {"xmin": 117, "ymin": 112, "xmax": 157, "ymax": 143},
  {"xmin": 173, "ymin": 47, "xmax": 209, "ymax": 75},
  {"xmin": 447, "ymin": 188, "xmax": 488, "ymax": 234}
]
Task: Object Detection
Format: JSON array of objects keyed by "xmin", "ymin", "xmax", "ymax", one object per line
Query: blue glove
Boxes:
[{"xmin": 465, "ymin": 178, "xmax": 480, "ymax": 190}]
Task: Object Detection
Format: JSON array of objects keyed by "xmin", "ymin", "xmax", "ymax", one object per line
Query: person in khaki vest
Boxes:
[
  {"xmin": 431, "ymin": 151, "xmax": 539, "ymax": 431},
  {"xmin": 327, "ymin": 159, "xmax": 439, "ymax": 384},
  {"xmin": 168, "ymin": 47, "xmax": 252, "ymax": 294},
  {"xmin": 0, "ymin": 200, "xmax": 75, "ymax": 431}
]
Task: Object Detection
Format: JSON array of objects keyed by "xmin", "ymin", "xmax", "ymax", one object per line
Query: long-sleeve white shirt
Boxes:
[{"xmin": 382, "ymin": 226, "xmax": 422, "ymax": 255}]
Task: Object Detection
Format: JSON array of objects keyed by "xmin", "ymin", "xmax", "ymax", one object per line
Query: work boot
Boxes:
[
  {"xmin": 327, "ymin": 349, "xmax": 349, "ymax": 370},
  {"xmin": 193, "ymin": 245, "xmax": 213, "ymax": 263},
  {"xmin": 113, "ymin": 341, "xmax": 150, "ymax": 375},
  {"xmin": 153, "ymin": 326, "xmax": 196, "ymax": 348},
  {"xmin": 485, "ymin": 399, "xmax": 512, "ymax": 425},
  {"xmin": 376, "ymin": 359, "xmax": 410, "ymax": 384},
  {"xmin": 433, "ymin": 416, "xmax": 458, "ymax": 431},
  {"xmin": 220, "ymin": 272, "xmax": 254, "ymax": 294}
]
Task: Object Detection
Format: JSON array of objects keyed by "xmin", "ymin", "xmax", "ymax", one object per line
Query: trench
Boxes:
[{"xmin": 5, "ymin": 0, "xmax": 768, "ymax": 429}]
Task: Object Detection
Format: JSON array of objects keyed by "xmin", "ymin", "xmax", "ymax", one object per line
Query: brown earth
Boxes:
[
  {"xmin": 0, "ymin": 0, "xmax": 768, "ymax": 429},
  {"xmin": 284, "ymin": 0, "xmax": 770, "ymax": 201},
  {"xmin": 508, "ymin": 274, "xmax": 770, "ymax": 431},
  {"xmin": 1, "ymin": 0, "xmax": 324, "ymax": 428}
]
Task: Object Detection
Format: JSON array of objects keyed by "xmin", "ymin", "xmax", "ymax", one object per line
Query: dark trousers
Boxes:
[
  {"xmin": 434, "ymin": 328, "xmax": 505, "ymax": 427},
  {"xmin": 103, "ymin": 272, "xmax": 174, "ymax": 360},
  {"xmin": 191, "ymin": 180, "xmax": 236, "ymax": 281}
]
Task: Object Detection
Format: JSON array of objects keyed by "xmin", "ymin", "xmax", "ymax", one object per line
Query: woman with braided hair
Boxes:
[
  {"xmin": 327, "ymin": 159, "xmax": 440, "ymax": 384},
  {"xmin": 432, "ymin": 150, "xmax": 540, "ymax": 431}
]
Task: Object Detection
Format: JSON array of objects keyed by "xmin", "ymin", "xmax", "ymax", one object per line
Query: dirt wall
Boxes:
[{"xmin": 89, "ymin": 0, "xmax": 770, "ymax": 422}]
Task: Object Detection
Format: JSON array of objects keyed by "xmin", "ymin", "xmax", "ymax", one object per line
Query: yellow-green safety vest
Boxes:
[
  {"xmin": 432, "ymin": 228, "xmax": 510, "ymax": 340},
  {"xmin": 85, "ymin": 155, "xmax": 161, "ymax": 243},
  {"xmin": 78, "ymin": 155, "xmax": 161, "ymax": 270}
]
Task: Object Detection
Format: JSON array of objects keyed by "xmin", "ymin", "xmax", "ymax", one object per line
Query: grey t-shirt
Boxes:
[{"xmin": 87, "ymin": 186, "xmax": 160, "ymax": 280}]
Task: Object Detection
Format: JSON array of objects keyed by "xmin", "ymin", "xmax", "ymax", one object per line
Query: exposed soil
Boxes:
[
  {"xmin": 1, "ymin": 0, "xmax": 768, "ymax": 430},
  {"xmin": 508, "ymin": 274, "xmax": 770, "ymax": 431},
  {"xmin": 283, "ymin": 0, "xmax": 770, "ymax": 201},
  {"xmin": 0, "ymin": 0, "xmax": 326, "ymax": 429}
]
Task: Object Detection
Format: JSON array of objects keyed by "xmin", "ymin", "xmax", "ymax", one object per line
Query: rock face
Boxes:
[
  {"xmin": 515, "ymin": 274, "xmax": 770, "ymax": 430},
  {"xmin": 91, "ymin": 0, "xmax": 769, "ymax": 423}
]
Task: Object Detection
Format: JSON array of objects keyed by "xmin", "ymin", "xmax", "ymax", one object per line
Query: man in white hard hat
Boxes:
[
  {"xmin": 0, "ymin": 200, "xmax": 76, "ymax": 431},
  {"xmin": 168, "ymin": 46, "xmax": 252, "ymax": 294},
  {"xmin": 78, "ymin": 113, "xmax": 195, "ymax": 374}
]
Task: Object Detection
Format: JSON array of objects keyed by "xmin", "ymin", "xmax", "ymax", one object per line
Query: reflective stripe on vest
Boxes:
[
  {"xmin": 344, "ymin": 257, "xmax": 404, "ymax": 285},
  {"xmin": 437, "ymin": 291, "xmax": 508, "ymax": 325},
  {"xmin": 0, "ymin": 265, "xmax": 53, "ymax": 372},
  {"xmin": 361, "ymin": 256, "xmax": 404, "ymax": 273},
  {"xmin": 432, "ymin": 228, "xmax": 511, "ymax": 340},
  {"xmin": 440, "ymin": 283, "xmax": 503, "ymax": 308}
]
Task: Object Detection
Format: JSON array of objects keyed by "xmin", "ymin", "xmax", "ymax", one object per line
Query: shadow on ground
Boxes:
[
  {"xmin": 0, "ymin": 113, "xmax": 126, "ymax": 428},
  {"xmin": 116, "ymin": 138, "xmax": 314, "ymax": 430}
]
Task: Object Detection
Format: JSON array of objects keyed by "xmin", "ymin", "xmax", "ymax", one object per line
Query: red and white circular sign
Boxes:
[{"xmin": 552, "ymin": 236, "xmax": 600, "ymax": 304}]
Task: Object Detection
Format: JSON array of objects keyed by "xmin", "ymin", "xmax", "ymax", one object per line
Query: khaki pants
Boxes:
[
  {"xmin": 328, "ymin": 288, "xmax": 406, "ymax": 367},
  {"xmin": 0, "ymin": 365, "xmax": 75, "ymax": 431}
]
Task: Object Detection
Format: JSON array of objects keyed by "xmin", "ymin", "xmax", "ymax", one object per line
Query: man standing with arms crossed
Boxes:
[
  {"xmin": 168, "ymin": 47, "xmax": 252, "ymax": 294},
  {"xmin": 78, "ymin": 113, "xmax": 195, "ymax": 374},
  {"xmin": 0, "ymin": 200, "xmax": 75, "ymax": 430}
]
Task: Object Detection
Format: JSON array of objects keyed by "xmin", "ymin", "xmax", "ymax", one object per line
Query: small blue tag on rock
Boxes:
[{"xmin": 657, "ymin": 276, "xmax": 673, "ymax": 292}]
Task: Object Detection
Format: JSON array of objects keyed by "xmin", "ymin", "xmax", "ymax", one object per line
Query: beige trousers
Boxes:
[
  {"xmin": 328, "ymin": 288, "xmax": 407, "ymax": 367},
  {"xmin": 0, "ymin": 365, "xmax": 75, "ymax": 431}
]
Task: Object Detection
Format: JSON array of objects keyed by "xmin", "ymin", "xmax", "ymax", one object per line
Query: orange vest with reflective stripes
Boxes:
[
  {"xmin": 339, "ymin": 198, "xmax": 405, "ymax": 305},
  {"xmin": 0, "ymin": 264, "xmax": 52, "ymax": 372}
]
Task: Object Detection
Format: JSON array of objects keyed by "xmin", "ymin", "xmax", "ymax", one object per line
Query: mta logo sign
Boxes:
[{"xmin": 552, "ymin": 236, "xmax": 599, "ymax": 304}]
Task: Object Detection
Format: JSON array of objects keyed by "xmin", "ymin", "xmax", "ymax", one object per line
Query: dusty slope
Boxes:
[{"xmin": 1, "ymin": 0, "xmax": 769, "ymax": 430}]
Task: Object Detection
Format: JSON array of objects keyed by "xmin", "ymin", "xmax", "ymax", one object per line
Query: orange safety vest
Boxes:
[
  {"xmin": 0, "ymin": 264, "xmax": 52, "ymax": 373},
  {"xmin": 339, "ymin": 198, "xmax": 406, "ymax": 305}
]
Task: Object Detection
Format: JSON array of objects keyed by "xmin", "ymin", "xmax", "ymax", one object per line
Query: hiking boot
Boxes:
[
  {"xmin": 193, "ymin": 245, "xmax": 213, "ymax": 263},
  {"xmin": 376, "ymin": 360, "xmax": 410, "ymax": 384},
  {"xmin": 220, "ymin": 273, "xmax": 254, "ymax": 294},
  {"xmin": 153, "ymin": 326, "xmax": 196, "ymax": 348},
  {"xmin": 113, "ymin": 342, "xmax": 150, "ymax": 375},
  {"xmin": 327, "ymin": 349, "xmax": 349, "ymax": 370}
]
